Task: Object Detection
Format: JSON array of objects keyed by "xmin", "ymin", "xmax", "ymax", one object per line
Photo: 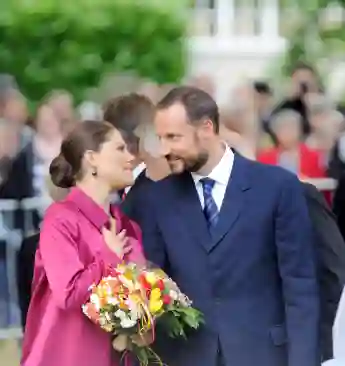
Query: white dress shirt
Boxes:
[
  {"xmin": 125, "ymin": 162, "xmax": 146, "ymax": 194},
  {"xmin": 191, "ymin": 145, "xmax": 234, "ymax": 210}
]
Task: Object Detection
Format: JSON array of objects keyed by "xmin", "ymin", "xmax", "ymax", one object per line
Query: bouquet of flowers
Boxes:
[{"xmin": 82, "ymin": 263, "xmax": 204, "ymax": 365}]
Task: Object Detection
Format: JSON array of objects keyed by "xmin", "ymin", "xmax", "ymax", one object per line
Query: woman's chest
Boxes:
[{"xmin": 75, "ymin": 218, "xmax": 116, "ymax": 264}]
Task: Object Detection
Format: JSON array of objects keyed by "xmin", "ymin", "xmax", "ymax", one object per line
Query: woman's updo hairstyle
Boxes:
[{"xmin": 50, "ymin": 120, "xmax": 114, "ymax": 188}]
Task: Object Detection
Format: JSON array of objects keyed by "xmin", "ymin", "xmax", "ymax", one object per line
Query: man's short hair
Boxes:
[
  {"xmin": 157, "ymin": 86, "xmax": 219, "ymax": 133},
  {"xmin": 103, "ymin": 93, "xmax": 155, "ymax": 155}
]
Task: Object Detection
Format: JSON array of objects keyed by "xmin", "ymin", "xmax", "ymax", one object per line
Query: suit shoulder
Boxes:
[{"xmin": 247, "ymin": 158, "xmax": 300, "ymax": 186}]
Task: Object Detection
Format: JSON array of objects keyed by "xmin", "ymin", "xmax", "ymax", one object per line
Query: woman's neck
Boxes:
[
  {"xmin": 280, "ymin": 144, "xmax": 299, "ymax": 154},
  {"xmin": 76, "ymin": 181, "xmax": 111, "ymax": 211}
]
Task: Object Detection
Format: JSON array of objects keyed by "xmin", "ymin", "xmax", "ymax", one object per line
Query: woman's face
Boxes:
[
  {"xmin": 35, "ymin": 105, "xmax": 62, "ymax": 139},
  {"xmin": 0, "ymin": 123, "xmax": 19, "ymax": 158},
  {"xmin": 49, "ymin": 94, "xmax": 74, "ymax": 121},
  {"xmin": 275, "ymin": 120, "xmax": 301, "ymax": 149},
  {"xmin": 91, "ymin": 129, "xmax": 135, "ymax": 190},
  {"xmin": 3, "ymin": 96, "xmax": 28, "ymax": 125}
]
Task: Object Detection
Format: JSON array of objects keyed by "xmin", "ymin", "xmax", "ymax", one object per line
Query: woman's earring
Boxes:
[{"xmin": 92, "ymin": 169, "xmax": 97, "ymax": 177}]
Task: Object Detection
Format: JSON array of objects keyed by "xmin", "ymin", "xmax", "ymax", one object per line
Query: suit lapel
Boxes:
[
  {"xmin": 172, "ymin": 172, "xmax": 211, "ymax": 251},
  {"xmin": 170, "ymin": 154, "xmax": 251, "ymax": 253},
  {"xmin": 208, "ymin": 154, "xmax": 251, "ymax": 253}
]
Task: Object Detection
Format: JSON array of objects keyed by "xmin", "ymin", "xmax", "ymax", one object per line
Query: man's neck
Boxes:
[{"xmin": 197, "ymin": 140, "xmax": 226, "ymax": 176}]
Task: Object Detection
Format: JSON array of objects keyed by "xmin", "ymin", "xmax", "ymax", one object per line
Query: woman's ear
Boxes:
[{"xmin": 83, "ymin": 150, "xmax": 98, "ymax": 173}]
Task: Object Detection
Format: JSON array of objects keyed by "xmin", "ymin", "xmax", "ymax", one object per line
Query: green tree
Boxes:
[
  {"xmin": 0, "ymin": 0, "xmax": 187, "ymax": 103},
  {"xmin": 277, "ymin": 0, "xmax": 345, "ymax": 78}
]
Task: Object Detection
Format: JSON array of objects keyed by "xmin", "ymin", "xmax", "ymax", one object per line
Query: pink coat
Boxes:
[{"xmin": 21, "ymin": 187, "xmax": 145, "ymax": 366}]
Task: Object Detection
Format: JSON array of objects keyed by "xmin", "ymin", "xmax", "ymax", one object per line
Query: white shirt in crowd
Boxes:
[{"xmin": 124, "ymin": 162, "xmax": 146, "ymax": 194}]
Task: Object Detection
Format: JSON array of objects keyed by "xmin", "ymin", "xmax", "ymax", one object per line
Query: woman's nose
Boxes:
[{"xmin": 126, "ymin": 150, "xmax": 135, "ymax": 165}]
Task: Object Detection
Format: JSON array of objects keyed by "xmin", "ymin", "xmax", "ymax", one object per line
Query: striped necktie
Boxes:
[{"xmin": 200, "ymin": 178, "xmax": 219, "ymax": 229}]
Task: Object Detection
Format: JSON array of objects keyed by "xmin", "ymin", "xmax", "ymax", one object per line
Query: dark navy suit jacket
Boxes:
[{"xmin": 133, "ymin": 154, "xmax": 320, "ymax": 366}]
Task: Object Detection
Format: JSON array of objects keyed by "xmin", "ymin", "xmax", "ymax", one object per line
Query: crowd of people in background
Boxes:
[
  {"xmin": 2, "ymin": 62, "xmax": 345, "ymax": 355},
  {"xmin": 2, "ymin": 62, "xmax": 345, "ymax": 205}
]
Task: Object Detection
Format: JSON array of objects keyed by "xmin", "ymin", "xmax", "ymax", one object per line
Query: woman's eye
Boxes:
[{"xmin": 117, "ymin": 145, "xmax": 125, "ymax": 152}]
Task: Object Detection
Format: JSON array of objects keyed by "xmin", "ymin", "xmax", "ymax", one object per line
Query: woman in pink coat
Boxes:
[{"xmin": 21, "ymin": 120, "xmax": 145, "ymax": 366}]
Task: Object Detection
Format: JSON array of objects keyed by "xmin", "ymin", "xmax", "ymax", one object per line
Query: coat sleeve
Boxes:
[
  {"xmin": 39, "ymin": 207, "xmax": 112, "ymax": 310},
  {"xmin": 275, "ymin": 175, "xmax": 320, "ymax": 366},
  {"xmin": 139, "ymin": 190, "xmax": 168, "ymax": 271}
]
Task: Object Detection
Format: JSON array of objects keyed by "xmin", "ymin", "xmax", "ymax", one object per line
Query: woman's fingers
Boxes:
[{"xmin": 109, "ymin": 217, "xmax": 117, "ymax": 236}]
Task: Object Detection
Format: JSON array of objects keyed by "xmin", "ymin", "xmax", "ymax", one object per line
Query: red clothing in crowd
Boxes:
[{"xmin": 257, "ymin": 144, "xmax": 326, "ymax": 178}]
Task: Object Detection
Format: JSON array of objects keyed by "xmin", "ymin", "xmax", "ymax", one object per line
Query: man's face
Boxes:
[{"xmin": 154, "ymin": 103, "xmax": 209, "ymax": 174}]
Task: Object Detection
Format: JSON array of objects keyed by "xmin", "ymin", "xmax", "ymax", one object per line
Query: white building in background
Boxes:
[{"xmin": 188, "ymin": 0, "xmax": 286, "ymax": 103}]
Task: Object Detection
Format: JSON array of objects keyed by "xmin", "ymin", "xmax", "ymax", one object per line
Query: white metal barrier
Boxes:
[
  {"xmin": 301, "ymin": 178, "xmax": 338, "ymax": 192},
  {"xmin": 0, "ymin": 197, "xmax": 50, "ymax": 340}
]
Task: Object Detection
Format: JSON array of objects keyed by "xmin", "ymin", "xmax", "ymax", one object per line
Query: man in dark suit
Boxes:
[
  {"xmin": 138, "ymin": 86, "xmax": 319, "ymax": 366},
  {"xmin": 303, "ymin": 183, "xmax": 345, "ymax": 361}
]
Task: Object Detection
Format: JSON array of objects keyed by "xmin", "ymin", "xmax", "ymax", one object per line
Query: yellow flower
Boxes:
[
  {"xmin": 123, "ymin": 268, "xmax": 134, "ymax": 281},
  {"xmin": 145, "ymin": 272, "xmax": 158, "ymax": 286},
  {"xmin": 149, "ymin": 288, "xmax": 163, "ymax": 314}
]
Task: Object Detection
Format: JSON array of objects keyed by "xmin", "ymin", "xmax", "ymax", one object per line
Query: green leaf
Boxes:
[{"xmin": 0, "ymin": 0, "xmax": 187, "ymax": 103}]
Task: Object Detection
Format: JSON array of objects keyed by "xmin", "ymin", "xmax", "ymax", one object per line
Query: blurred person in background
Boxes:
[
  {"xmin": 137, "ymin": 81, "xmax": 161, "ymax": 104},
  {"xmin": 219, "ymin": 107, "xmax": 257, "ymax": 160},
  {"xmin": 188, "ymin": 74, "xmax": 215, "ymax": 97},
  {"xmin": 17, "ymin": 177, "xmax": 69, "ymax": 329},
  {"xmin": 328, "ymin": 122, "xmax": 345, "ymax": 179},
  {"xmin": 274, "ymin": 62, "xmax": 322, "ymax": 137},
  {"xmin": 0, "ymin": 88, "xmax": 33, "ymax": 149},
  {"xmin": 258, "ymin": 109, "xmax": 325, "ymax": 178},
  {"xmin": 252, "ymin": 81, "xmax": 275, "ymax": 142},
  {"xmin": 332, "ymin": 170, "xmax": 345, "ymax": 242},
  {"xmin": 44, "ymin": 89, "xmax": 75, "ymax": 136},
  {"xmin": 103, "ymin": 94, "xmax": 170, "ymax": 199},
  {"xmin": 78, "ymin": 101, "xmax": 102, "ymax": 121},
  {"xmin": 0, "ymin": 118, "xmax": 20, "ymax": 186},
  {"xmin": 306, "ymin": 103, "xmax": 344, "ymax": 171},
  {"xmin": 1, "ymin": 103, "xmax": 62, "ymax": 200},
  {"xmin": 103, "ymin": 93, "xmax": 170, "ymax": 223}
]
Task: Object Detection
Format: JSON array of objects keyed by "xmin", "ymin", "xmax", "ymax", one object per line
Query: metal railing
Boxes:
[{"xmin": 0, "ymin": 197, "xmax": 50, "ymax": 340}]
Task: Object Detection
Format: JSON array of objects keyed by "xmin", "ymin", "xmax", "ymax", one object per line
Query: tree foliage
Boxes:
[
  {"xmin": 0, "ymin": 0, "xmax": 187, "ymax": 103},
  {"xmin": 279, "ymin": 0, "xmax": 345, "ymax": 77}
]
